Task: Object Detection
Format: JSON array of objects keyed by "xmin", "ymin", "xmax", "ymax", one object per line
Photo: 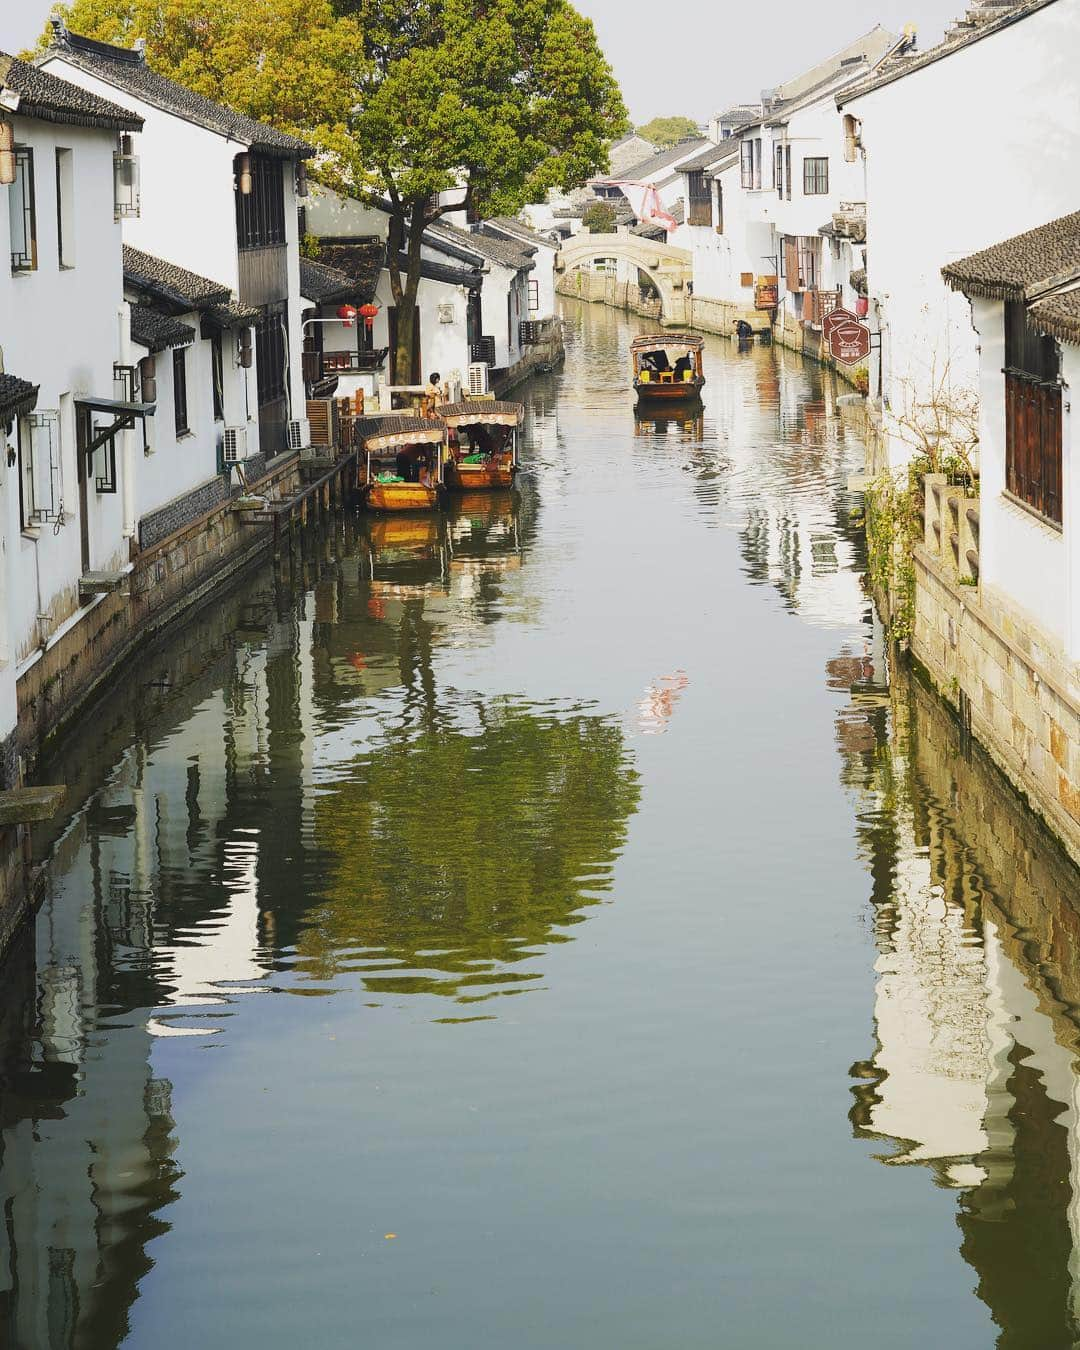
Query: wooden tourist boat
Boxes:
[
  {"xmin": 436, "ymin": 401, "xmax": 524, "ymax": 490},
  {"xmin": 355, "ymin": 415, "xmax": 447, "ymax": 512},
  {"xmin": 631, "ymin": 333, "xmax": 706, "ymax": 404}
]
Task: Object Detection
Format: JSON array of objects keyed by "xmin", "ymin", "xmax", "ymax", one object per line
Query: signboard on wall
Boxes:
[
  {"xmin": 823, "ymin": 307, "xmax": 871, "ymax": 364},
  {"xmin": 754, "ymin": 278, "xmax": 779, "ymax": 309}
]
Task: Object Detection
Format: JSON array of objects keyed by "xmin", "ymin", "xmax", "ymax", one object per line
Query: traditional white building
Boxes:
[
  {"xmin": 681, "ymin": 26, "xmax": 898, "ymax": 347},
  {"xmin": 482, "ymin": 217, "xmax": 559, "ymax": 322},
  {"xmin": 123, "ymin": 246, "xmax": 258, "ymax": 548},
  {"xmin": 837, "ymin": 0, "xmax": 1080, "ymax": 467},
  {"xmin": 0, "ymin": 51, "xmax": 144, "ymax": 687},
  {"xmin": 41, "ymin": 22, "xmax": 312, "ymax": 461},
  {"xmin": 942, "ymin": 213, "xmax": 1080, "ymax": 659}
]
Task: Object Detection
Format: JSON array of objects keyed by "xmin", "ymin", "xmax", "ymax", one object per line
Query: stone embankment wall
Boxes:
[
  {"xmin": 556, "ymin": 268, "xmax": 668, "ymax": 323},
  {"xmin": 912, "ymin": 541, "xmax": 1080, "ymax": 869},
  {"xmin": 16, "ymin": 453, "xmax": 301, "ymax": 774}
]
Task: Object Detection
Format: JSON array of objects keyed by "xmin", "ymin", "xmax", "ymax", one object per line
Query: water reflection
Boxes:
[
  {"xmin": 834, "ymin": 650, "xmax": 1080, "ymax": 1347},
  {"xmin": 301, "ymin": 692, "xmax": 638, "ymax": 997}
]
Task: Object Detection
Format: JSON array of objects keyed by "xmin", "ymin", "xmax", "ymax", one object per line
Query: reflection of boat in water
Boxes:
[
  {"xmin": 633, "ymin": 403, "xmax": 704, "ymax": 438},
  {"xmin": 356, "ymin": 416, "xmax": 447, "ymax": 512},
  {"xmin": 436, "ymin": 401, "xmax": 524, "ymax": 490},
  {"xmin": 446, "ymin": 492, "xmax": 524, "ymax": 571},
  {"xmin": 631, "ymin": 333, "xmax": 705, "ymax": 404},
  {"xmin": 356, "ymin": 513, "xmax": 449, "ymax": 590}
]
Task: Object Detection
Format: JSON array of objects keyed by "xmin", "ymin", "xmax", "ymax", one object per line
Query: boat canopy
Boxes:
[
  {"xmin": 355, "ymin": 416, "xmax": 446, "ymax": 451},
  {"xmin": 436, "ymin": 401, "xmax": 524, "ymax": 429},
  {"xmin": 630, "ymin": 333, "xmax": 704, "ymax": 352}
]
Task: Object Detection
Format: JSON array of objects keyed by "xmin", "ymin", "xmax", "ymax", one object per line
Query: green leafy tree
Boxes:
[
  {"xmin": 637, "ymin": 115, "xmax": 699, "ymax": 149},
  {"xmin": 582, "ymin": 200, "xmax": 616, "ymax": 234},
  {"xmin": 336, "ymin": 0, "xmax": 627, "ymax": 380},
  {"xmin": 45, "ymin": 0, "xmax": 367, "ymax": 165},
  {"xmin": 46, "ymin": 0, "xmax": 627, "ymax": 382}
]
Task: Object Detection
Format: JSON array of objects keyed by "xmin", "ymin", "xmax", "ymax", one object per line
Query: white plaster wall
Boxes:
[
  {"xmin": 0, "ymin": 117, "xmax": 127, "ymax": 663},
  {"xmin": 689, "ymin": 162, "xmax": 740, "ymax": 301},
  {"xmin": 134, "ymin": 324, "xmax": 253, "ymax": 521},
  {"xmin": 972, "ymin": 296, "xmax": 1069, "ymax": 649},
  {"xmin": 304, "ymin": 184, "xmax": 390, "ymax": 241},
  {"xmin": 39, "ymin": 57, "xmax": 241, "ymax": 291},
  {"xmin": 845, "ymin": 0, "xmax": 1080, "ymax": 466}
]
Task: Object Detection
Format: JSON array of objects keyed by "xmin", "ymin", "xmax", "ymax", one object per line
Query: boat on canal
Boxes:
[
  {"xmin": 355, "ymin": 415, "xmax": 447, "ymax": 512},
  {"xmin": 436, "ymin": 401, "xmax": 524, "ymax": 490},
  {"xmin": 631, "ymin": 333, "xmax": 705, "ymax": 404}
]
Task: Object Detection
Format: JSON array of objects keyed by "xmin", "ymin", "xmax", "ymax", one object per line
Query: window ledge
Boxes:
[
  {"xmin": 1001, "ymin": 489, "xmax": 1063, "ymax": 535},
  {"xmin": 20, "ymin": 526, "xmax": 41, "ymax": 541},
  {"xmin": 175, "ymin": 430, "xmax": 195, "ymax": 442}
]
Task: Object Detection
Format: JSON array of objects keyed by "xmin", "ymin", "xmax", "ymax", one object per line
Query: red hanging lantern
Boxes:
[
  {"xmin": 855, "ymin": 295, "xmax": 869, "ymax": 318},
  {"xmin": 358, "ymin": 302, "xmax": 379, "ymax": 331},
  {"xmin": 337, "ymin": 304, "xmax": 357, "ymax": 328}
]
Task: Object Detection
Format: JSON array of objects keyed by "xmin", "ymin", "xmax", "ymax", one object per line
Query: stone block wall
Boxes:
[
  {"xmin": 913, "ymin": 543, "xmax": 1080, "ymax": 868},
  {"xmin": 16, "ymin": 453, "xmax": 300, "ymax": 775},
  {"xmin": 556, "ymin": 269, "xmax": 666, "ymax": 322}
]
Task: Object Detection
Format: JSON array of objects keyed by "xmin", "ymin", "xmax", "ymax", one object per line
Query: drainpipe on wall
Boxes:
[{"xmin": 119, "ymin": 307, "xmax": 135, "ymax": 540}]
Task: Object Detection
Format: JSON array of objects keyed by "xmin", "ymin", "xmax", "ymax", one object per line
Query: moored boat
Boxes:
[
  {"xmin": 436, "ymin": 401, "xmax": 524, "ymax": 490},
  {"xmin": 355, "ymin": 415, "xmax": 447, "ymax": 512},
  {"xmin": 631, "ymin": 333, "xmax": 705, "ymax": 404}
]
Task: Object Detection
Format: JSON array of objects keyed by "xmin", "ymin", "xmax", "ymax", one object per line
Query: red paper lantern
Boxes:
[
  {"xmin": 358, "ymin": 302, "xmax": 379, "ymax": 331},
  {"xmin": 337, "ymin": 304, "xmax": 357, "ymax": 328},
  {"xmin": 855, "ymin": 295, "xmax": 869, "ymax": 318}
]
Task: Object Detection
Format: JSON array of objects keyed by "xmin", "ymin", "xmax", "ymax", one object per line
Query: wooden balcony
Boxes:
[{"xmin": 302, "ymin": 348, "xmax": 389, "ymax": 384}]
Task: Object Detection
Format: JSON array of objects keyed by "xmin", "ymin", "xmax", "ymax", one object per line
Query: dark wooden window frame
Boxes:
[
  {"xmin": 235, "ymin": 154, "xmax": 287, "ymax": 251},
  {"xmin": 803, "ymin": 157, "xmax": 829, "ymax": 195},
  {"xmin": 785, "ymin": 145, "xmax": 792, "ymax": 201},
  {"xmin": 774, "ymin": 144, "xmax": 784, "ymax": 194},
  {"xmin": 740, "ymin": 140, "xmax": 754, "ymax": 190},
  {"xmin": 1004, "ymin": 300, "xmax": 1062, "ymax": 527},
  {"xmin": 686, "ymin": 170, "xmax": 712, "ymax": 227},
  {"xmin": 173, "ymin": 346, "xmax": 189, "ymax": 436},
  {"xmin": 9, "ymin": 146, "xmax": 37, "ymax": 272},
  {"xmin": 714, "ymin": 180, "xmax": 724, "ymax": 234},
  {"xmin": 255, "ymin": 302, "xmax": 289, "ymax": 407}
]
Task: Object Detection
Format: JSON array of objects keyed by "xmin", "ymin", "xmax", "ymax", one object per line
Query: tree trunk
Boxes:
[{"xmin": 392, "ymin": 198, "xmax": 427, "ymax": 387}]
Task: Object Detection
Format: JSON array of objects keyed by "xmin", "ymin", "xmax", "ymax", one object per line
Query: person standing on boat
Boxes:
[{"xmin": 423, "ymin": 372, "xmax": 444, "ymax": 415}]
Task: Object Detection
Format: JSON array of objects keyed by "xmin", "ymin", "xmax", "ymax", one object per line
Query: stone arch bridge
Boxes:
[{"xmin": 555, "ymin": 229, "xmax": 693, "ymax": 327}]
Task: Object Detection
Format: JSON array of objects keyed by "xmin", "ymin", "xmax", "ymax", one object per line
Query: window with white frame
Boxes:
[
  {"xmin": 9, "ymin": 146, "xmax": 36, "ymax": 272},
  {"xmin": 19, "ymin": 410, "xmax": 62, "ymax": 526}
]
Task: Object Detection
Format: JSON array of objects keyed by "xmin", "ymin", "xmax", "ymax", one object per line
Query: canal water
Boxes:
[{"xmin": 3, "ymin": 299, "xmax": 1080, "ymax": 1349}]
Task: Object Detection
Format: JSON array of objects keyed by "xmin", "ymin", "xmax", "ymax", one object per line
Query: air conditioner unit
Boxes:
[
  {"xmin": 222, "ymin": 425, "xmax": 248, "ymax": 463},
  {"xmin": 467, "ymin": 363, "xmax": 490, "ymax": 397},
  {"xmin": 286, "ymin": 417, "xmax": 311, "ymax": 451}
]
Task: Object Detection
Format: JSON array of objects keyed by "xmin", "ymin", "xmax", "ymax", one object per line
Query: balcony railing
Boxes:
[
  {"xmin": 471, "ymin": 336, "xmax": 496, "ymax": 365},
  {"xmin": 302, "ymin": 348, "xmax": 389, "ymax": 384}
]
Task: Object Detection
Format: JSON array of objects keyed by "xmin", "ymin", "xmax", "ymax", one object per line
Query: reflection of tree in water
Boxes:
[
  {"xmin": 300, "ymin": 696, "xmax": 639, "ymax": 998},
  {"xmin": 834, "ymin": 654, "xmax": 1080, "ymax": 1348}
]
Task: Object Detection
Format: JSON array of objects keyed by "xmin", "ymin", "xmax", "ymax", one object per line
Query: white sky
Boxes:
[{"xmin": 5, "ymin": 0, "xmax": 964, "ymax": 121}]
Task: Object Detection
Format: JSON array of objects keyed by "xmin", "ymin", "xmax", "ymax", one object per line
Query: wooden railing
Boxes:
[{"xmin": 302, "ymin": 348, "xmax": 389, "ymax": 384}]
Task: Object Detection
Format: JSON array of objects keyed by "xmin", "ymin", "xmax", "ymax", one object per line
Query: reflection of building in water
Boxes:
[
  {"xmin": 837, "ymin": 656, "xmax": 1080, "ymax": 1346},
  {"xmin": 0, "ymin": 559, "xmax": 310, "ymax": 1347}
]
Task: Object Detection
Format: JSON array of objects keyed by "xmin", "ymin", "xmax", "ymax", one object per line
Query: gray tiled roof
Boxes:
[
  {"xmin": 313, "ymin": 241, "xmax": 386, "ymax": 304},
  {"xmin": 839, "ymin": 0, "xmax": 1060, "ymax": 105},
  {"xmin": 129, "ymin": 303, "xmax": 195, "ymax": 353},
  {"xmin": 124, "ymin": 245, "xmax": 231, "ymax": 311},
  {"xmin": 44, "ymin": 24, "xmax": 311, "ymax": 156},
  {"xmin": 483, "ymin": 217, "xmax": 558, "ymax": 249},
  {"xmin": 427, "ymin": 221, "xmax": 535, "ymax": 272},
  {"xmin": 0, "ymin": 373, "xmax": 39, "ymax": 421},
  {"xmin": 201, "ymin": 300, "xmax": 259, "ymax": 331},
  {"xmin": 300, "ymin": 256, "xmax": 364, "ymax": 305},
  {"xmin": 0, "ymin": 50, "xmax": 141, "ymax": 132},
  {"xmin": 614, "ymin": 138, "xmax": 710, "ymax": 184},
  {"xmin": 679, "ymin": 143, "xmax": 740, "ymax": 174},
  {"xmin": 1029, "ymin": 287, "xmax": 1080, "ymax": 346},
  {"xmin": 942, "ymin": 210, "xmax": 1080, "ymax": 301}
]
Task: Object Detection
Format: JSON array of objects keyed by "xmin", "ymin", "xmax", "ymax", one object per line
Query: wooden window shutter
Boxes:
[{"xmin": 784, "ymin": 238, "xmax": 800, "ymax": 292}]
